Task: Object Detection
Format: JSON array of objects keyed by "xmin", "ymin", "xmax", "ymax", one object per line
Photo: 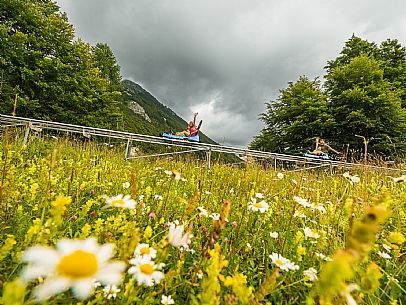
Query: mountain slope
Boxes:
[{"xmin": 120, "ymin": 79, "xmax": 215, "ymax": 144}]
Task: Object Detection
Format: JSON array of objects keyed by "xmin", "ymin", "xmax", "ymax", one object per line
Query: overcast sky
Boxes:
[{"xmin": 56, "ymin": 0, "xmax": 406, "ymax": 146}]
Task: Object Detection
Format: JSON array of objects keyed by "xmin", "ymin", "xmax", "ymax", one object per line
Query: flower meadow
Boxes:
[{"xmin": 0, "ymin": 132, "xmax": 405, "ymax": 305}]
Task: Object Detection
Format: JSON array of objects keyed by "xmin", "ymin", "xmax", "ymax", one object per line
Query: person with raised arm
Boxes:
[
  {"xmin": 312, "ymin": 138, "xmax": 341, "ymax": 156},
  {"xmin": 176, "ymin": 112, "xmax": 199, "ymax": 137}
]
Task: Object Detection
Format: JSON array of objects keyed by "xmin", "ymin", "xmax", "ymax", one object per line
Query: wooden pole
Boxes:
[{"xmin": 12, "ymin": 94, "xmax": 18, "ymax": 116}]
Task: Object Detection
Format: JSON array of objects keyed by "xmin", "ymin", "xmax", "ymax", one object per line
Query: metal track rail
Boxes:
[{"xmin": 1, "ymin": 114, "xmax": 404, "ymax": 173}]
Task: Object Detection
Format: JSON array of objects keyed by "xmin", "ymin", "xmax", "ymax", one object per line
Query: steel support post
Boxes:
[
  {"xmin": 207, "ymin": 148, "xmax": 211, "ymax": 168},
  {"xmin": 124, "ymin": 138, "xmax": 131, "ymax": 160},
  {"xmin": 22, "ymin": 125, "xmax": 31, "ymax": 146}
]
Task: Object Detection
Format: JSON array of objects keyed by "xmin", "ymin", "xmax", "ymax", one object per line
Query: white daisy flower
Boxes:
[
  {"xmin": 269, "ymin": 232, "xmax": 279, "ymax": 239},
  {"xmin": 133, "ymin": 244, "xmax": 157, "ymax": 260},
  {"xmin": 103, "ymin": 284, "xmax": 120, "ymax": 299},
  {"xmin": 294, "ymin": 209, "xmax": 306, "ymax": 218},
  {"xmin": 246, "ymin": 242, "xmax": 252, "ymax": 248},
  {"xmin": 315, "ymin": 252, "xmax": 332, "ymax": 261},
  {"xmin": 343, "ymin": 171, "xmax": 351, "ymax": 179},
  {"xmin": 21, "ymin": 238, "xmax": 125, "ymax": 301},
  {"xmin": 122, "ymin": 182, "xmax": 130, "ymax": 189},
  {"xmin": 168, "ymin": 223, "xmax": 192, "ymax": 248},
  {"xmin": 248, "ymin": 199, "xmax": 269, "ymax": 213},
  {"xmin": 128, "ymin": 257, "xmax": 164, "ymax": 287},
  {"xmin": 351, "ymin": 175, "xmax": 360, "ymax": 183},
  {"xmin": 172, "ymin": 170, "xmax": 181, "ymax": 180},
  {"xmin": 304, "ymin": 227, "xmax": 320, "ymax": 239},
  {"xmin": 103, "ymin": 194, "xmax": 137, "ymax": 210},
  {"xmin": 154, "ymin": 194, "xmax": 163, "ymax": 200},
  {"xmin": 161, "ymin": 294, "xmax": 175, "ymax": 304},
  {"xmin": 316, "ymin": 203, "xmax": 326, "ymax": 213},
  {"xmin": 197, "ymin": 206, "xmax": 208, "ymax": 217},
  {"xmin": 255, "ymin": 193, "xmax": 264, "ymax": 199},
  {"xmin": 340, "ymin": 283, "xmax": 359, "ymax": 305},
  {"xmin": 92, "ymin": 279, "xmax": 101, "ymax": 288},
  {"xmin": 343, "ymin": 172, "xmax": 361, "ymax": 184},
  {"xmin": 205, "ymin": 191, "xmax": 212, "ymax": 195},
  {"xmin": 382, "ymin": 244, "xmax": 392, "ymax": 252},
  {"xmin": 269, "ymin": 253, "xmax": 299, "ymax": 272},
  {"xmin": 277, "ymin": 172, "xmax": 284, "ymax": 179},
  {"xmin": 386, "ymin": 275, "xmax": 399, "ymax": 283},
  {"xmin": 392, "ymin": 175, "xmax": 406, "ymax": 183},
  {"xmin": 209, "ymin": 213, "xmax": 220, "ymax": 220},
  {"xmin": 377, "ymin": 251, "xmax": 391, "ymax": 259},
  {"xmin": 165, "ymin": 170, "xmax": 182, "ymax": 180},
  {"xmin": 303, "ymin": 268, "xmax": 318, "ymax": 282},
  {"xmin": 293, "ymin": 196, "xmax": 314, "ymax": 209}
]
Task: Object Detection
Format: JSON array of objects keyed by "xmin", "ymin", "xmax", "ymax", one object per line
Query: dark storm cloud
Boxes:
[{"xmin": 57, "ymin": 0, "xmax": 406, "ymax": 146}]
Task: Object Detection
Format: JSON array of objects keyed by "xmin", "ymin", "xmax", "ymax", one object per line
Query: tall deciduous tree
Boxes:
[
  {"xmin": 377, "ymin": 39, "xmax": 406, "ymax": 108},
  {"xmin": 92, "ymin": 43, "xmax": 122, "ymax": 92},
  {"xmin": 250, "ymin": 76, "xmax": 334, "ymax": 153},
  {"xmin": 0, "ymin": 0, "xmax": 121, "ymax": 128},
  {"xmin": 325, "ymin": 35, "xmax": 378, "ymax": 74},
  {"xmin": 325, "ymin": 54, "xmax": 406, "ymax": 156}
]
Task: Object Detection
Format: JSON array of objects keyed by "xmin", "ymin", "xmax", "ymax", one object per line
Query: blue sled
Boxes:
[
  {"xmin": 161, "ymin": 132, "xmax": 200, "ymax": 142},
  {"xmin": 303, "ymin": 152, "xmax": 331, "ymax": 160}
]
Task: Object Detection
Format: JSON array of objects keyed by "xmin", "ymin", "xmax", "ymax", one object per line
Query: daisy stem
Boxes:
[{"xmin": 281, "ymin": 199, "xmax": 298, "ymax": 257}]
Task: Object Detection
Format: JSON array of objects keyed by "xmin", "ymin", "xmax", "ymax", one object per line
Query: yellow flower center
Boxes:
[
  {"xmin": 140, "ymin": 247, "xmax": 151, "ymax": 255},
  {"xmin": 275, "ymin": 259, "xmax": 283, "ymax": 266},
  {"xmin": 112, "ymin": 199, "xmax": 125, "ymax": 206},
  {"xmin": 254, "ymin": 203, "xmax": 262, "ymax": 208},
  {"xmin": 57, "ymin": 250, "xmax": 98, "ymax": 278},
  {"xmin": 140, "ymin": 263, "xmax": 154, "ymax": 275}
]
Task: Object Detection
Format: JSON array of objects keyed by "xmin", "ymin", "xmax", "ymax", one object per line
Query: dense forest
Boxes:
[{"xmin": 250, "ymin": 36, "xmax": 406, "ymax": 158}]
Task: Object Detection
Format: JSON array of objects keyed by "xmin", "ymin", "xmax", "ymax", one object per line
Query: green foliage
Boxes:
[
  {"xmin": 326, "ymin": 54, "xmax": 406, "ymax": 156},
  {"xmin": 92, "ymin": 43, "xmax": 122, "ymax": 92},
  {"xmin": 0, "ymin": 131, "xmax": 405, "ymax": 304},
  {"xmin": 253, "ymin": 35, "xmax": 406, "ymax": 158},
  {"xmin": 377, "ymin": 39, "xmax": 406, "ymax": 108},
  {"xmin": 250, "ymin": 76, "xmax": 334, "ymax": 153},
  {"xmin": 0, "ymin": 0, "xmax": 121, "ymax": 129},
  {"xmin": 325, "ymin": 35, "xmax": 379, "ymax": 74}
]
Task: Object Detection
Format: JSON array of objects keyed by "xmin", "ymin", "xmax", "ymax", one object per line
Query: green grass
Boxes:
[{"xmin": 0, "ymin": 130, "xmax": 405, "ymax": 304}]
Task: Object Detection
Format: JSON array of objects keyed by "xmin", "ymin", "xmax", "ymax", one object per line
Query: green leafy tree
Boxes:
[
  {"xmin": 325, "ymin": 35, "xmax": 378, "ymax": 73},
  {"xmin": 0, "ymin": 0, "xmax": 121, "ymax": 129},
  {"xmin": 377, "ymin": 39, "xmax": 406, "ymax": 108},
  {"xmin": 326, "ymin": 36, "xmax": 406, "ymax": 109},
  {"xmin": 250, "ymin": 76, "xmax": 335, "ymax": 154},
  {"xmin": 325, "ymin": 54, "xmax": 406, "ymax": 156},
  {"xmin": 92, "ymin": 43, "xmax": 122, "ymax": 92}
]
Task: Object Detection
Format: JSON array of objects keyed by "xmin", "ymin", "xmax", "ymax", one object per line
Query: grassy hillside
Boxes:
[{"xmin": 121, "ymin": 80, "xmax": 215, "ymax": 144}]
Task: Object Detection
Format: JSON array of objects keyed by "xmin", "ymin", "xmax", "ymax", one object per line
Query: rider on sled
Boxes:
[
  {"xmin": 176, "ymin": 112, "xmax": 199, "ymax": 137},
  {"xmin": 310, "ymin": 138, "xmax": 341, "ymax": 157}
]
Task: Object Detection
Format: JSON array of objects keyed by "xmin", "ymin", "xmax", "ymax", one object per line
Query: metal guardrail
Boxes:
[{"xmin": 1, "ymin": 114, "xmax": 404, "ymax": 173}]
